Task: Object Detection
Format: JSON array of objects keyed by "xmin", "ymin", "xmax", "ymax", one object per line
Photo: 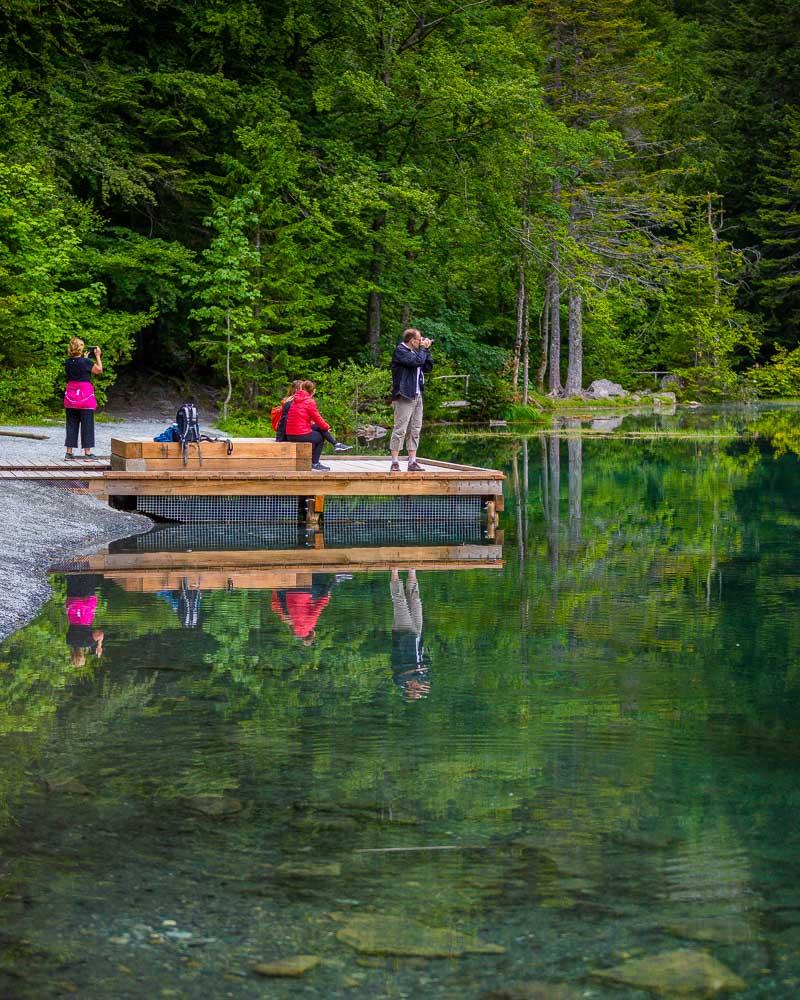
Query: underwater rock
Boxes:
[
  {"xmin": 666, "ymin": 917, "xmax": 758, "ymax": 945},
  {"xmin": 185, "ymin": 795, "xmax": 243, "ymax": 817},
  {"xmin": 252, "ymin": 955, "xmax": 321, "ymax": 977},
  {"xmin": 336, "ymin": 915, "xmax": 505, "ymax": 958},
  {"xmin": 592, "ymin": 949, "xmax": 745, "ymax": 996},
  {"xmin": 45, "ymin": 778, "xmax": 92, "ymax": 796},
  {"xmin": 293, "ymin": 813, "xmax": 359, "ymax": 832},
  {"xmin": 612, "ymin": 830, "xmax": 679, "ymax": 851},
  {"xmin": 481, "ymin": 983, "xmax": 583, "ymax": 1000},
  {"xmin": 276, "ymin": 861, "xmax": 342, "ymax": 878}
]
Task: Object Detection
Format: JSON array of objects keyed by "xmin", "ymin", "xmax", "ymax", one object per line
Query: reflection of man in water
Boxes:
[
  {"xmin": 272, "ymin": 574, "xmax": 333, "ymax": 646},
  {"xmin": 65, "ymin": 574, "xmax": 104, "ymax": 668},
  {"xmin": 390, "ymin": 569, "xmax": 430, "ymax": 700}
]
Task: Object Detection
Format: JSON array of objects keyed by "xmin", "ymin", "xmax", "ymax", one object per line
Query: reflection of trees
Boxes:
[
  {"xmin": 3, "ymin": 431, "xmax": 800, "ymax": 946},
  {"xmin": 539, "ymin": 429, "xmax": 584, "ymax": 572},
  {"xmin": 567, "ymin": 429, "xmax": 582, "ymax": 549}
]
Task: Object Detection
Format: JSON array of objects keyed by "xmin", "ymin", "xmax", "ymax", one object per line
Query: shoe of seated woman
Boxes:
[
  {"xmin": 334, "ymin": 442, "xmax": 353, "ymax": 452},
  {"xmin": 312, "ymin": 462, "xmax": 331, "ymax": 471}
]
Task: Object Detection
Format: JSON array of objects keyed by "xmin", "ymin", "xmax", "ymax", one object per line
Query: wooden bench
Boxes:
[{"xmin": 110, "ymin": 437, "xmax": 312, "ymax": 472}]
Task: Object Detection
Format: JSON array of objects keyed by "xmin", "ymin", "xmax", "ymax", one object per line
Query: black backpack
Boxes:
[
  {"xmin": 176, "ymin": 401, "xmax": 201, "ymax": 465},
  {"xmin": 276, "ymin": 399, "xmax": 292, "ymax": 442}
]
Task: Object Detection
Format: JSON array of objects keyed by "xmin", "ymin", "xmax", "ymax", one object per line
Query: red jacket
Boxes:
[
  {"xmin": 272, "ymin": 591, "xmax": 330, "ymax": 639},
  {"xmin": 285, "ymin": 390, "xmax": 330, "ymax": 435}
]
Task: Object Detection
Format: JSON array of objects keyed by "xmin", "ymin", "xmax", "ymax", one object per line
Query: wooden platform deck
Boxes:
[
  {"xmin": 1, "ymin": 449, "xmax": 505, "ymax": 528},
  {"xmin": 57, "ymin": 541, "xmax": 503, "ymax": 593}
]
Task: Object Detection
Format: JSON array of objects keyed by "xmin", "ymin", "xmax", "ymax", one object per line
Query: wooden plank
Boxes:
[
  {"xmin": 111, "ymin": 438, "xmax": 306, "ymax": 459},
  {"xmin": 76, "ymin": 543, "xmax": 503, "ymax": 573},
  {"xmin": 104, "ymin": 570, "xmax": 314, "ymax": 592},
  {"xmin": 96, "ymin": 466, "xmax": 501, "ymax": 481},
  {"xmin": 100, "ymin": 562, "xmax": 503, "ymax": 591},
  {"xmin": 90, "ymin": 477, "xmax": 504, "ymax": 498},
  {"xmin": 110, "ymin": 456, "xmax": 304, "ymax": 472}
]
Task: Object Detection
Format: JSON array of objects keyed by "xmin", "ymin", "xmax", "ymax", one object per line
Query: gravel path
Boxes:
[{"xmin": 0, "ymin": 417, "xmax": 223, "ymax": 642}]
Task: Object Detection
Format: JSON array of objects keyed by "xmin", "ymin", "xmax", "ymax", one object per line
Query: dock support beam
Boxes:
[{"xmin": 306, "ymin": 495, "xmax": 325, "ymax": 528}]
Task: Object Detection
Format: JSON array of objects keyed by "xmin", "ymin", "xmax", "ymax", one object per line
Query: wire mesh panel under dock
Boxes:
[{"xmin": 134, "ymin": 494, "xmax": 303, "ymax": 523}]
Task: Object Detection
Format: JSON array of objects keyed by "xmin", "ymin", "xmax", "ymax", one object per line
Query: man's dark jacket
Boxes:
[{"xmin": 391, "ymin": 343, "xmax": 434, "ymax": 400}]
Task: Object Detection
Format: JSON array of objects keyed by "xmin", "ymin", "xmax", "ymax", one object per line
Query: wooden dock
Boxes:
[
  {"xmin": 57, "ymin": 540, "xmax": 503, "ymax": 593},
  {"xmin": 2, "ymin": 440, "xmax": 505, "ymax": 530}
]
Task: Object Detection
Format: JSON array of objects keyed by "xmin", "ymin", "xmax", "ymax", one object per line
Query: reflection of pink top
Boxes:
[{"xmin": 66, "ymin": 596, "xmax": 97, "ymax": 626}]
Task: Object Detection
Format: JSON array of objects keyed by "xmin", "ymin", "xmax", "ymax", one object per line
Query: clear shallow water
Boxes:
[{"xmin": 2, "ymin": 420, "xmax": 800, "ymax": 997}]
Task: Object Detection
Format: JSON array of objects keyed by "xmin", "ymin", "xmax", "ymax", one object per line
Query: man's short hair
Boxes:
[{"xmin": 402, "ymin": 328, "xmax": 422, "ymax": 344}]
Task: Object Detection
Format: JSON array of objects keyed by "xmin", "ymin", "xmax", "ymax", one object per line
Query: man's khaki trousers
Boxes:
[{"xmin": 390, "ymin": 394, "xmax": 423, "ymax": 453}]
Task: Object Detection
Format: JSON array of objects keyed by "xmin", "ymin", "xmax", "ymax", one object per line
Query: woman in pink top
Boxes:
[
  {"xmin": 64, "ymin": 337, "xmax": 102, "ymax": 460},
  {"xmin": 285, "ymin": 380, "xmax": 351, "ymax": 470}
]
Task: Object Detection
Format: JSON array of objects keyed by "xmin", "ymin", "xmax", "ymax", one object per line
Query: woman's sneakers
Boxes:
[
  {"xmin": 64, "ymin": 452, "xmax": 76, "ymax": 460},
  {"xmin": 334, "ymin": 441, "xmax": 353, "ymax": 452},
  {"xmin": 312, "ymin": 462, "xmax": 331, "ymax": 471}
]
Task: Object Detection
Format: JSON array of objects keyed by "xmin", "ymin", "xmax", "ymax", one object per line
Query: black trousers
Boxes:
[
  {"xmin": 64, "ymin": 408, "xmax": 95, "ymax": 449},
  {"xmin": 286, "ymin": 428, "xmax": 335, "ymax": 465}
]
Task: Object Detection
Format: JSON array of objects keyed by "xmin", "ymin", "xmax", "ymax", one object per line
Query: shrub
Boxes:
[{"xmin": 745, "ymin": 347, "xmax": 800, "ymax": 398}]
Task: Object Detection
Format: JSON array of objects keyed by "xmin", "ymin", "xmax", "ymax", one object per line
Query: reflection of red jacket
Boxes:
[
  {"xmin": 285, "ymin": 390, "xmax": 330, "ymax": 435},
  {"xmin": 272, "ymin": 591, "xmax": 330, "ymax": 639}
]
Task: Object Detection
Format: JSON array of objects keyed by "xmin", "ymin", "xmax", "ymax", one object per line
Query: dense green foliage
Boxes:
[{"xmin": 1, "ymin": 1, "xmax": 799, "ymax": 415}]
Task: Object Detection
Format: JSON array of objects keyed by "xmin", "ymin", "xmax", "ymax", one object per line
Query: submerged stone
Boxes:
[
  {"xmin": 277, "ymin": 861, "xmax": 342, "ymax": 878},
  {"xmin": 612, "ymin": 830, "xmax": 678, "ymax": 851},
  {"xmin": 185, "ymin": 796, "xmax": 243, "ymax": 817},
  {"xmin": 482, "ymin": 982, "xmax": 583, "ymax": 999},
  {"xmin": 336, "ymin": 915, "xmax": 505, "ymax": 958},
  {"xmin": 45, "ymin": 778, "xmax": 92, "ymax": 796},
  {"xmin": 592, "ymin": 949, "xmax": 745, "ymax": 996},
  {"xmin": 666, "ymin": 917, "xmax": 758, "ymax": 945},
  {"xmin": 293, "ymin": 813, "xmax": 359, "ymax": 832},
  {"xmin": 252, "ymin": 955, "xmax": 321, "ymax": 977}
]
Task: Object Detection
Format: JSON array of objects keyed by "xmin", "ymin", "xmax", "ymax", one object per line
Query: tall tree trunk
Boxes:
[
  {"xmin": 513, "ymin": 260, "xmax": 526, "ymax": 395},
  {"xmin": 366, "ymin": 211, "xmax": 385, "ymax": 362},
  {"xmin": 512, "ymin": 191, "xmax": 529, "ymax": 396},
  {"xmin": 564, "ymin": 289, "xmax": 583, "ymax": 396},
  {"xmin": 522, "ymin": 282, "xmax": 530, "ymax": 405},
  {"xmin": 537, "ymin": 276, "xmax": 550, "ymax": 393},
  {"xmin": 548, "ymin": 252, "xmax": 562, "ymax": 395},
  {"xmin": 223, "ymin": 309, "xmax": 232, "ymax": 421}
]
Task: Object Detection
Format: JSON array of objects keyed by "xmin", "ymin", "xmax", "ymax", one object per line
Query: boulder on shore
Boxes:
[{"xmin": 584, "ymin": 379, "xmax": 628, "ymax": 399}]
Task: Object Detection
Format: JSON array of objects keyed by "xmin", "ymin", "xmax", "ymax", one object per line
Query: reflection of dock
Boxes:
[{"xmin": 60, "ymin": 542, "xmax": 504, "ymax": 593}]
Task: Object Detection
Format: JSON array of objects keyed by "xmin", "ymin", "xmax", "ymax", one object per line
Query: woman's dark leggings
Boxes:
[
  {"xmin": 287, "ymin": 430, "xmax": 325, "ymax": 465},
  {"xmin": 65, "ymin": 409, "xmax": 95, "ymax": 450}
]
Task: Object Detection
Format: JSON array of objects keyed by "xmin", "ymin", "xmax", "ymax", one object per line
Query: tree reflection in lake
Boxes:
[{"xmin": 0, "ymin": 420, "xmax": 799, "ymax": 996}]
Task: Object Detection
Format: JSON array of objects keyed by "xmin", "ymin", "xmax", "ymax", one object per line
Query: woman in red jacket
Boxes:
[{"xmin": 285, "ymin": 380, "xmax": 350, "ymax": 471}]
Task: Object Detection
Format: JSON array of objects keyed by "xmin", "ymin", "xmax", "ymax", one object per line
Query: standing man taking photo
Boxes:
[{"xmin": 389, "ymin": 327, "xmax": 433, "ymax": 472}]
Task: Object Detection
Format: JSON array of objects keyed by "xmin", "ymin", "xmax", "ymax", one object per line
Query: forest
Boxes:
[{"xmin": 1, "ymin": 0, "xmax": 799, "ymax": 422}]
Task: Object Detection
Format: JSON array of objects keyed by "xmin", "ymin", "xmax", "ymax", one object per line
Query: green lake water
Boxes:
[{"xmin": 2, "ymin": 408, "xmax": 800, "ymax": 997}]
